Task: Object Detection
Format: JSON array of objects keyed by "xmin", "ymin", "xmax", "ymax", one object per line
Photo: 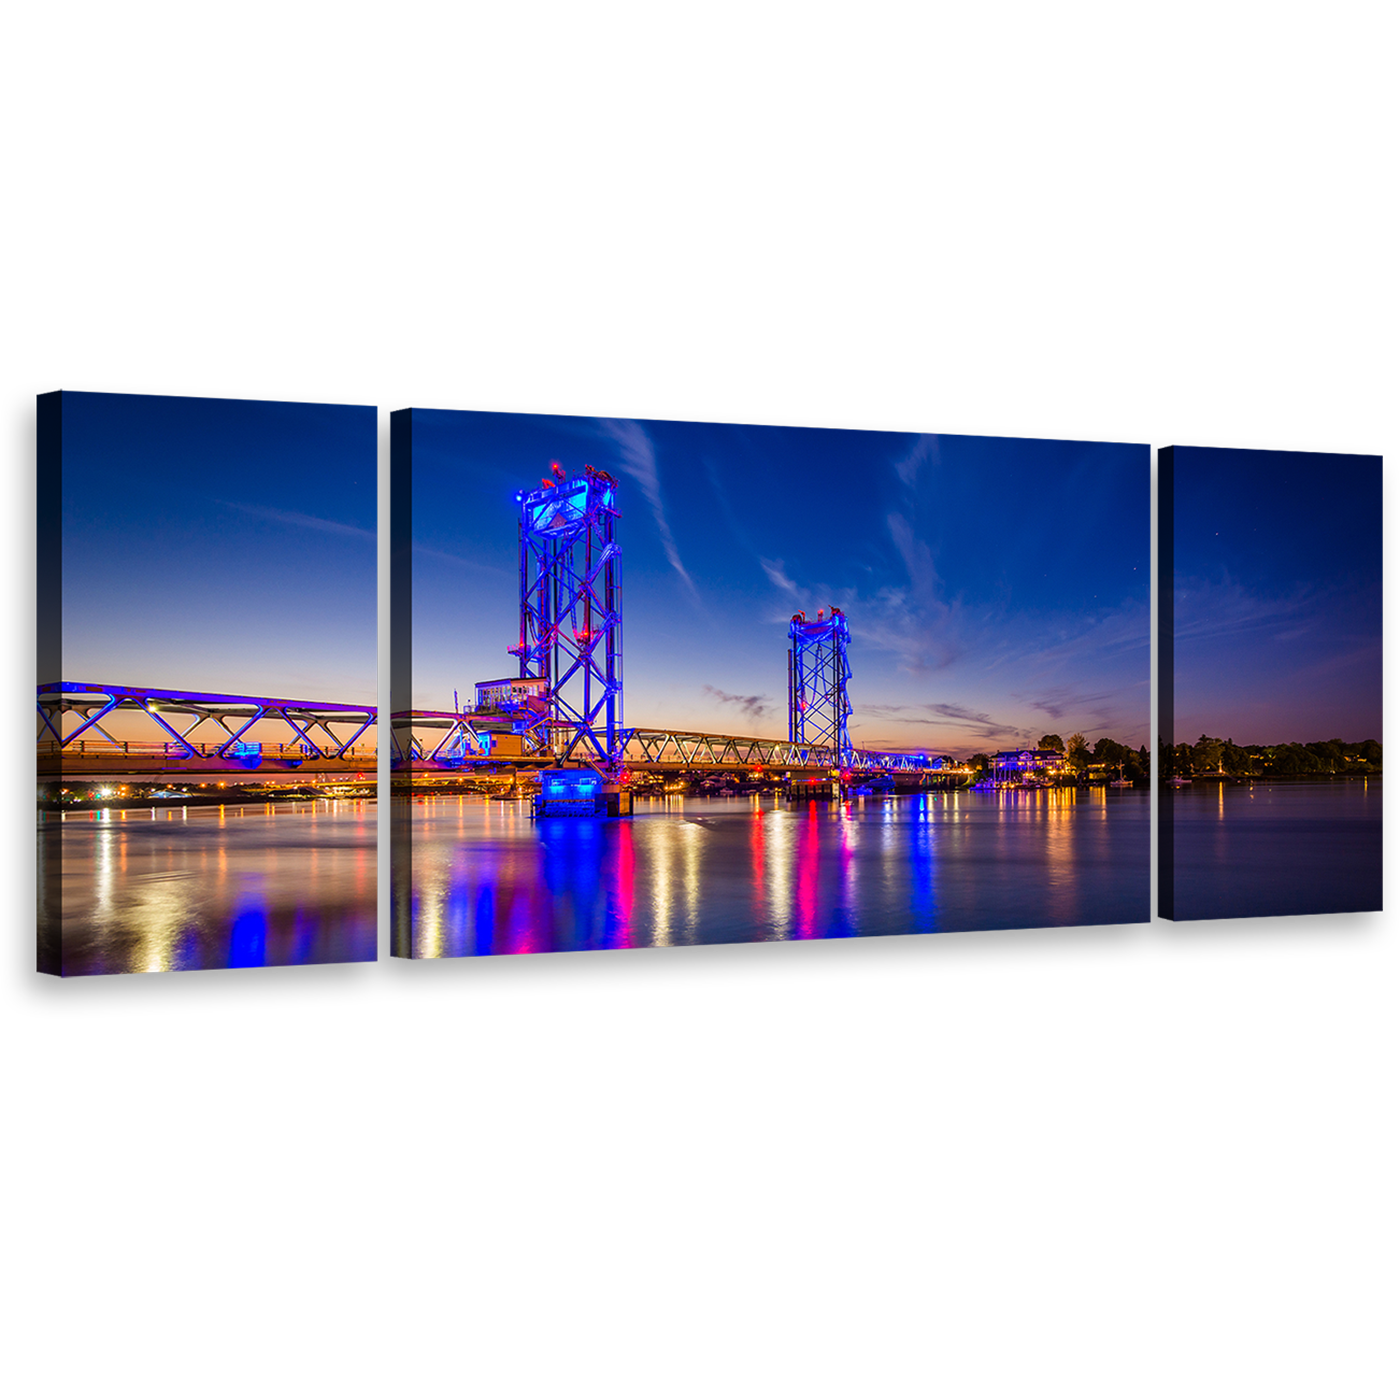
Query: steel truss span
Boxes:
[
  {"xmin": 392, "ymin": 716, "xmax": 943, "ymax": 776},
  {"xmin": 390, "ymin": 710, "xmax": 483, "ymax": 764},
  {"xmin": 37, "ymin": 681, "xmax": 376, "ymax": 775},
  {"xmin": 620, "ymin": 728, "xmax": 933, "ymax": 773},
  {"xmin": 788, "ymin": 608, "xmax": 853, "ymax": 766},
  {"xmin": 510, "ymin": 463, "xmax": 624, "ymax": 770}
]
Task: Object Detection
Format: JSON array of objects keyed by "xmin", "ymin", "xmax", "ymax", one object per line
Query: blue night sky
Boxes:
[
  {"xmin": 1170, "ymin": 446, "xmax": 1382, "ymax": 746},
  {"xmin": 411, "ymin": 411, "xmax": 1149, "ymax": 757},
  {"xmin": 58, "ymin": 392, "xmax": 376, "ymax": 705}
]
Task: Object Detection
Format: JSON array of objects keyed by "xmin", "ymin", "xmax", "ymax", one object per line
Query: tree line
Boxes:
[
  {"xmin": 950, "ymin": 734, "xmax": 1382, "ymax": 781},
  {"xmin": 1159, "ymin": 733, "xmax": 1377, "ymax": 778}
]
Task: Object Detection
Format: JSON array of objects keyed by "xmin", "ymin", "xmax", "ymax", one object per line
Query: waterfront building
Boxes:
[{"xmin": 989, "ymin": 748, "xmax": 1073, "ymax": 785}]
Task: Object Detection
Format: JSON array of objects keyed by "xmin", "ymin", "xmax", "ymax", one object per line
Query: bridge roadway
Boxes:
[{"xmin": 37, "ymin": 740, "xmax": 376, "ymax": 779}]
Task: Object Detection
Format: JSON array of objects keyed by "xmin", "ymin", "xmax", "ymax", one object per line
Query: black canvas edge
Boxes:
[
  {"xmin": 1157, "ymin": 446, "xmax": 1175, "ymax": 920},
  {"xmin": 37, "ymin": 392, "xmax": 64, "ymax": 973},
  {"xmin": 13, "ymin": 383, "xmax": 1388, "ymax": 1019},
  {"xmin": 389, "ymin": 409, "xmax": 414, "ymax": 957}
]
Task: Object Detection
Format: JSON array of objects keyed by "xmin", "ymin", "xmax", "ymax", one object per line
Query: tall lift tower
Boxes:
[
  {"xmin": 508, "ymin": 462, "xmax": 624, "ymax": 770},
  {"xmin": 788, "ymin": 607, "xmax": 852, "ymax": 766}
]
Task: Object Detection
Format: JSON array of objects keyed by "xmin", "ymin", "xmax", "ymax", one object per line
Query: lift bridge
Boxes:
[
  {"xmin": 392, "ymin": 460, "xmax": 954, "ymax": 788},
  {"xmin": 38, "ymin": 474, "xmax": 951, "ymax": 792}
]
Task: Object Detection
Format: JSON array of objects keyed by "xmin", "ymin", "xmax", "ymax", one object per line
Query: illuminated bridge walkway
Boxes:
[
  {"xmin": 38, "ymin": 682, "xmax": 376, "ymax": 778},
  {"xmin": 392, "ymin": 710, "xmax": 963, "ymax": 779}
]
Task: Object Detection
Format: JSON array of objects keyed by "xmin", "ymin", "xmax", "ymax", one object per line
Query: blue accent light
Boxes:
[
  {"xmin": 534, "ymin": 767, "xmax": 606, "ymax": 817},
  {"xmin": 511, "ymin": 463, "xmax": 624, "ymax": 772}
]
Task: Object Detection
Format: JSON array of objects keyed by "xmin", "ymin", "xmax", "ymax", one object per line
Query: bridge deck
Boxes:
[
  {"xmin": 38, "ymin": 740, "xmax": 376, "ymax": 777},
  {"xmin": 392, "ymin": 712, "xmax": 955, "ymax": 776}
]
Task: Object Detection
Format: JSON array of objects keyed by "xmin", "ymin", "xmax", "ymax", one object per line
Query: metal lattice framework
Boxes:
[
  {"xmin": 619, "ymin": 728, "xmax": 937, "ymax": 773},
  {"xmin": 509, "ymin": 463, "xmax": 623, "ymax": 770},
  {"xmin": 789, "ymin": 608, "xmax": 852, "ymax": 766},
  {"xmin": 389, "ymin": 709, "xmax": 483, "ymax": 765},
  {"xmin": 393, "ymin": 718, "xmax": 946, "ymax": 776},
  {"xmin": 38, "ymin": 681, "xmax": 376, "ymax": 771}
]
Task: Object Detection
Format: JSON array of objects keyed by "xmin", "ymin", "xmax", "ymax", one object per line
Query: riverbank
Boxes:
[{"xmin": 37, "ymin": 787, "xmax": 372, "ymax": 814}]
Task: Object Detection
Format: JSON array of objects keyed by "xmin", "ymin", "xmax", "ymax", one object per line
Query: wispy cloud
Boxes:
[
  {"xmin": 218, "ymin": 500, "xmax": 374, "ymax": 541},
  {"xmin": 759, "ymin": 560, "xmax": 962, "ymax": 676},
  {"xmin": 992, "ymin": 599, "xmax": 1150, "ymax": 680},
  {"xmin": 702, "ymin": 685, "xmax": 771, "ymax": 720},
  {"xmin": 703, "ymin": 455, "xmax": 748, "ymax": 549},
  {"xmin": 1172, "ymin": 574, "xmax": 1316, "ymax": 645},
  {"xmin": 924, "ymin": 702, "xmax": 1035, "ymax": 742},
  {"xmin": 760, "ymin": 558, "xmax": 800, "ymax": 596},
  {"xmin": 1021, "ymin": 687, "xmax": 1121, "ymax": 730},
  {"xmin": 750, "ymin": 439, "xmax": 969, "ymax": 675},
  {"xmin": 886, "ymin": 512, "xmax": 940, "ymax": 606},
  {"xmin": 860, "ymin": 700, "xmax": 1035, "ymax": 744},
  {"xmin": 599, "ymin": 419, "xmax": 698, "ymax": 598},
  {"xmin": 891, "ymin": 434, "xmax": 939, "ymax": 487}
]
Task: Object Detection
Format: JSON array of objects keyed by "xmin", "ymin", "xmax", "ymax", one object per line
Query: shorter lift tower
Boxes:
[
  {"xmin": 509, "ymin": 462, "xmax": 624, "ymax": 771},
  {"xmin": 788, "ymin": 607, "xmax": 853, "ymax": 766}
]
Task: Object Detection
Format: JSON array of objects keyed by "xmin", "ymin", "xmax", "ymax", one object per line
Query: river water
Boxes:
[
  {"xmin": 1164, "ymin": 779, "xmax": 1382, "ymax": 921},
  {"xmin": 37, "ymin": 781, "xmax": 1374, "ymax": 974},
  {"xmin": 38, "ymin": 800, "xmax": 378, "ymax": 976},
  {"xmin": 394, "ymin": 788, "xmax": 1150, "ymax": 958}
]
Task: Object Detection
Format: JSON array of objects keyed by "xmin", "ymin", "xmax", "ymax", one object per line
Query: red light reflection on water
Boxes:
[
  {"xmin": 604, "ymin": 819, "xmax": 636, "ymax": 948},
  {"xmin": 448, "ymin": 817, "xmax": 639, "ymax": 955},
  {"xmin": 505, "ymin": 872, "xmax": 548, "ymax": 954},
  {"xmin": 794, "ymin": 802, "xmax": 821, "ymax": 938}
]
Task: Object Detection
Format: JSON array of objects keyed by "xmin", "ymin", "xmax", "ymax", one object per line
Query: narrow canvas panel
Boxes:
[
  {"xmin": 1158, "ymin": 445, "xmax": 1383, "ymax": 921},
  {"xmin": 37, "ymin": 392, "xmax": 378, "ymax": 975}
]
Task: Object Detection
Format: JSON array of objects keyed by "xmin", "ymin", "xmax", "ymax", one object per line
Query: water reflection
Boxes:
[
  {"xmin": 398, "ymin": 789, "xmax": 1149, "ymax": 958},
  {"xmin": 39, "ymin": 801, "xmax": 378, "ymax": 976},
  {"xmin": 1167, "ymin": 780, "xmax": 1382, "ymax": 921}
]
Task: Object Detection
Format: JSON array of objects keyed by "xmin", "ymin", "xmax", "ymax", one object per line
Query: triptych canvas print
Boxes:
[{"xmin": 36, "ymin": 391, "xmax": 1381, "ymax": 976}]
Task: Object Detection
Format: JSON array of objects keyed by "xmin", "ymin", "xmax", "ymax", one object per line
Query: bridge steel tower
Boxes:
[
  {"xmin": 509, "ymin": 462, "xmax": 624, "ymax": 770},
  {"xmin": 788, "ymin": 607, "xmax": 853, "ymax": 766}
]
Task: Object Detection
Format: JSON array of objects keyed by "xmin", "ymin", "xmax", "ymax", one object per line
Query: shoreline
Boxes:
[{"xmin": 38, "ymin": 791, "xmax": 375, "ymax": 815}]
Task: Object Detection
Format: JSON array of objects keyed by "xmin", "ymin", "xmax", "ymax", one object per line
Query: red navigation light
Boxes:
[
  {"xmin": 808, "ymin": 777, "xmax": 816, "ymax": 783},
  {"xmin": 549, "ymin": 460, "xmax": 565, "ymax": 478}
]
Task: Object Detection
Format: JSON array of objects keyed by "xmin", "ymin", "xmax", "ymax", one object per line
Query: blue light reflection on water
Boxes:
[
  {"xmin": 227, "ymin": 906, "xmax": 269, "ymax": 968},
  {"xmin": 472, "ymin": 886, "xmax": 496, "ymax": 958},
  {"xmin": 907, "ymin": 796, "xmax": 937, "ymax": 933},
  {"xmin": 401, "ymin": 789, "xmax": 1149, "ymax": 959},
  {"xmin": 39, "ymin": 801, "xmax": 378, "ymax": 976}
]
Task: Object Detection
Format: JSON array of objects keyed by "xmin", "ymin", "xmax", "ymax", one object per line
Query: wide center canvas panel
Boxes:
[{"xmin": 392, "ymin": 410, "xmax": 1150, "ymax": 957}]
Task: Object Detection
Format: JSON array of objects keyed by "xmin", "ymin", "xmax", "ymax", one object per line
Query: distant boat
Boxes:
[
  {"xmin": 1109, "ymin": 778, "xmax": 1134, "ymax": 788},
  {"xmin": 1168, "ymin": 776, "xmax": 1191, "ymax": 787}
]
